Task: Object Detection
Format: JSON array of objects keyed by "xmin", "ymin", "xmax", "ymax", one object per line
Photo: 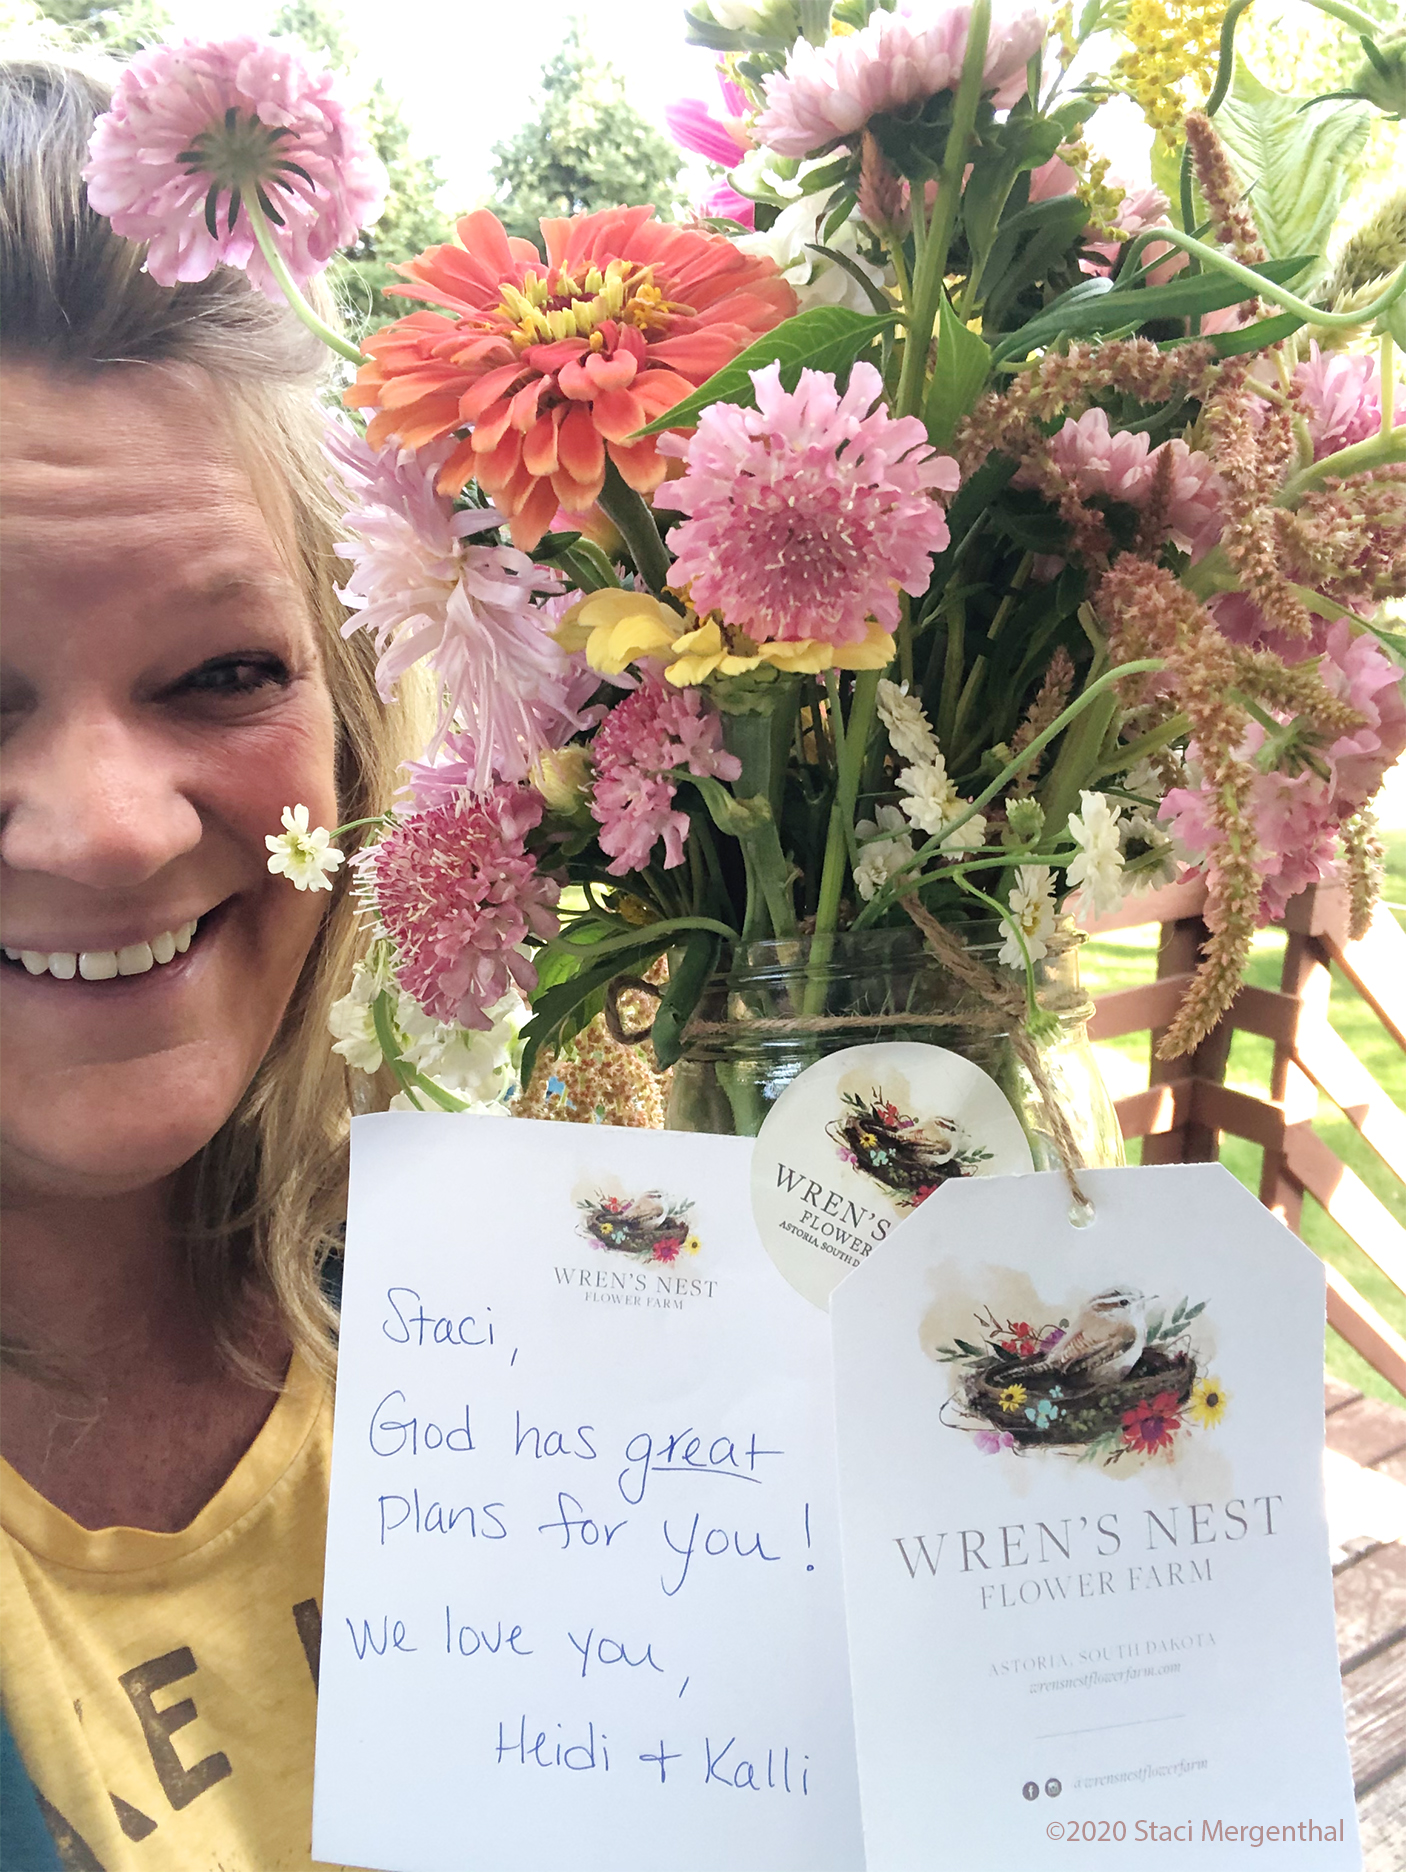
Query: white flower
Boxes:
[
  {"xmin": 896, "ymin": 756, "xmax": 958, "ymax": 834},
  {"xmin": 266, "ymin": 804, "xmax": 344, "ymax": 892},
  {"xmin": 328, "ymin": 991, "xmax": 384, "ymax": 1073},
  {"xmin": 854, "ymin": 803, "xmax": 915, "ymax": 901},
  {"xmin": 733, "ymin": 174, "xmax": 889, "ymax": 312},
  {"xmin": 710, "ymin": 0, "xmax": 772, "ymax": 25},
  {"xmin": 1065, "ymin": 789, "xmax": 1126, "ymax": 914},
  {"xmin": 938, "ymin": 809, "xmax": 988, "ymax": 854},
  {"xmin": 877, "ymin": 678, "xmax": 940, "ymax": 766},
  {"xmin": 896, "ymin": 756, "xmax": 989, "ymax": 852},
  {"xmin": 400, "ymin": 990, "xmax": 526, "ymax": 1108},
  {"xmin": 999, "ymin": 865, "xmax": 1056, "ymax": 970}
]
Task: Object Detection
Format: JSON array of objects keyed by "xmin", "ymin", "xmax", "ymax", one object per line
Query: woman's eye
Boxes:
[{"xmin": 178, "ymin": 655, "xmax": 291, "ymax": 698}]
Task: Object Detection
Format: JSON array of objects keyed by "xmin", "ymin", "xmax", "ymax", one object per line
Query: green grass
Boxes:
[{"xmin": 1082, "ymin": 833, "xmax": 1406, "ymax": 1407}]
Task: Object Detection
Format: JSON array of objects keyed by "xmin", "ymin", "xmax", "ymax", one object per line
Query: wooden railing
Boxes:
[{"xmin": 1085, "ymin": 879, "xmax": 1406, "ymax": 1398}]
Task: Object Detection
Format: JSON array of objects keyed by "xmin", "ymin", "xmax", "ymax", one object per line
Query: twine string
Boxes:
[{"xmin": 672, "ymin": 906, "xmax": 1094, "ymax": 1210}]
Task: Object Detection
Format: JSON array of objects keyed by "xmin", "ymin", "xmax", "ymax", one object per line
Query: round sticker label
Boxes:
[{"xmin": 750, "ymin": 1042, "xmax": 1034, "ymax": 1308}]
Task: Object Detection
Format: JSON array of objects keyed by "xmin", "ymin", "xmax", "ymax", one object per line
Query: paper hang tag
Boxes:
[
  {"xmin": 313, "ymin": 1114, "xmax": 864, "ymax": 1872},
  {"xmin": 751, "ymin": 1042, "xmax": 1034, "ymax": 1309},
  {"xmin": 829, "ymin": 1162, "xmax": 1358, "ymax": 1870}
]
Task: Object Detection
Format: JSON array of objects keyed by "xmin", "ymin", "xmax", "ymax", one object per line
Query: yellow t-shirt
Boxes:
[{"xmin": 0, "ymin": 1353, "xmax": 349, "ymax": 1872}]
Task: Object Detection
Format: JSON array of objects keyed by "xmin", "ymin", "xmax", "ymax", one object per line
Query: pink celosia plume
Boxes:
[
  {"xmin": 754, "ymin": 1, "xmax": 1047, "ymax": 159},
  {"xmin": 655, "ymin": 360, "xmax": 959, "ymax": 645},
  {"xmin": 1160, "ymin": 623, "xmax": 1406, "ymax": 921},
  {"xmin": 83, "ymin": 35, "xmax": 386, "ymax": 297},
  {"xmin": 327, "ymin": 422, "xmax": 591, "ymax": 790},
  {"xmin": 589, "ymin": 675, "xmax": 741, "ymax": 876},
  {"xmin": 360, "ymin": 786, "xmax": 560, "ymax": 1029}
]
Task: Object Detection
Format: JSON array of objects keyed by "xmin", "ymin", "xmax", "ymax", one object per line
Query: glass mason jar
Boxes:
[{"xmin": 664, "ymin": 922, "xmax": 1123, "ymax": 1172}]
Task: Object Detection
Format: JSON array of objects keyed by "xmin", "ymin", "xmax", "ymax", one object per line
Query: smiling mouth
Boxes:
[{"xmin": 2, "ymin": 914, "xmax": 208, "ymax": 982}]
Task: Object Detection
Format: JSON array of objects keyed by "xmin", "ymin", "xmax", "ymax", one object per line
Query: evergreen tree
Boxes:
[
  {"xmin": 24, "ymin": 0, "xmax": 170, "ymax": 56},
  {"xmin": 273, "ymin": 0, "xmax": 449, "ymax": 334},
  {"xmin": 489, "ymin": 23, "xmax": 683, "ymax": 250}
]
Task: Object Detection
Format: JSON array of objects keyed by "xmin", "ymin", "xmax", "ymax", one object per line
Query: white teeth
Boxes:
[{"xmin": 5, "ymin": 918, "xmax": 201, "ymax": 982}]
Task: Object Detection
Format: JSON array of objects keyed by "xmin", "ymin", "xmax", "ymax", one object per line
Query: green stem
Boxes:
[
  {"xmin": 1279, "ymin": 421, "xmax": 1406, "ymax": 501},
  {"xmin": 244, "ymin": 195, "xmax": 364, "ymax": 365},
  {"xmin": 1120, "ymin": 226, "xmax": 1406, "ymax": 331},
  {"xmin": 597, "ymin": 461, "xmax": 674, "ymax": 597},
  {"xmin": 1093, "ymin": 713, "xmax": 1191, "ymax": 780},
  {"xmin": 894, "ymin": 0, "xmax": 992, "ymax": 418},
  {"xmin": 853, "ymin": 658, "xmax": 1166, "ymax": 925},
  {"xmin": 1381, "ymin": 333, "xmax": 1396, "ymax": 433},
  {"xmin": 1301, "ymin": 0, "xmax": 1382, "ymax": 35},
  {"xmin": 1204, "ymin": 0, "xmax": 1256, "ymax": 118}
]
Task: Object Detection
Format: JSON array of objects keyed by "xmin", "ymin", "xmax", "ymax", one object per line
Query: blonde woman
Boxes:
[{"xmin": 0, "ymin": 58, "xmax": 416, "ymax": 1870}]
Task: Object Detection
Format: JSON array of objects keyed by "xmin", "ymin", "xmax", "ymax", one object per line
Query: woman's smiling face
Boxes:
[{"xmin": 0, "ymin": 361, "xmax": 339, "ymax": 1199}]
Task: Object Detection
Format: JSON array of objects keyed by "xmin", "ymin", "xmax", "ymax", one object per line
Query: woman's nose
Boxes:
[{"xmin": 1, "ymin": 706, "xmax": 203, "ymax": 889}]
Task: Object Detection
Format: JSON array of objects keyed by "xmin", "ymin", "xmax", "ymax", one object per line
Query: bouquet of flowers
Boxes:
[{"xmin": 87, "ymin": 0, "xmax": 1406, "ymax": 1115}]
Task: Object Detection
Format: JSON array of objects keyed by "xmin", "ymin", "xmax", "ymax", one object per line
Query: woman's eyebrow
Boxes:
[{"xmin": 159, "ymin": 569, "xmax": 301, "ymax": 611}]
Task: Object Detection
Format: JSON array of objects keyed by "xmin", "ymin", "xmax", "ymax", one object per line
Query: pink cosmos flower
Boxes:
[
  {"xmin": 754, "ymin": 1, "xmax": 1047, "ymax": 159},
  {"xmin": 359, "ymin": 787, "xmax": 560, "ymax": 1029},
  {"xmin": 655, "ymin": 361, "xmax": 958, "ymax": 645},
  {"xmin": 83, "ymin": 36, "xmax": 386, "ymax": 298},
  {"xmin": 327, "ymin": 423, "xmax": 591, "ymax": 790},
  {"xmin": 1294, "ymin": 343, "xmax": 1405, "ymax": 460},
  {"xmin": 669, "ymin": 72, "xmax": 757, "ymax": 228},
  {"xmin": 589, "ymin": 676, "xmax": 741, "ymax": 876}
]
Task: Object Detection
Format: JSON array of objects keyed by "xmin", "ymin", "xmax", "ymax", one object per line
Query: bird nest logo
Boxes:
[
  {"xmin": 576, "ymin": 1190, "xmax": 700, "ymax": 1266},
  {"xmin": 828, "ymin": 1088, "xmax": 993, "ymax": 1212},
  {"xmin": 930, "ymin": 1290, "xmax": 1228, "ymax": 1466}
]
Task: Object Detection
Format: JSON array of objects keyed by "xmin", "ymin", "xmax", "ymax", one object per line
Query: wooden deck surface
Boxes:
[{"xmin": 1328, "ymin": 1377, "xmax": 1406, "ymax": 1868}]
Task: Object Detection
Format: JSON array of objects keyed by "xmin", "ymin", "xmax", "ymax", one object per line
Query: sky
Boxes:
[{"xmin": 165, "ymin": 0, "xmax": 722, "ymax": 211}]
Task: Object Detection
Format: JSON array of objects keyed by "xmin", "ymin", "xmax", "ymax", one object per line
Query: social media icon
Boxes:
[
  {"xmin": 1022, "ymin": 1781, "xmax": 1040, "ymax": 1802},
  {"xmin": 1045, "ymin": 1778, "xmax": 1062, "ymax": 1798}
]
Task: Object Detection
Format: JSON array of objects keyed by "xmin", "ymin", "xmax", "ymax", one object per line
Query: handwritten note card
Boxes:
[
  {"xmin": 312, "ymin": 1112, "xmax": 864, "ymax": 1872},
  {"xmin": 829, "ymin": 1164, "xmax": 1357, "ymax": 1868}
]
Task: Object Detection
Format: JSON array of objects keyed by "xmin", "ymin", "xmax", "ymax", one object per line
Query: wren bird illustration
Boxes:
[{"xmin": 1019, "ymin": 1288, "xmax": 1152, "ymax": 1387}]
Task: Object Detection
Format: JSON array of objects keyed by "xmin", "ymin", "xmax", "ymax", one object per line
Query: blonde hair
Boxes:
[{"xmin": 1, "ymin": 55, "xmax": 421, "ymax": 1382}]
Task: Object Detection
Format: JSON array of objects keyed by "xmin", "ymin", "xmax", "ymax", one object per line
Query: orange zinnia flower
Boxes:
[{"xmin": 344, "ymin": 205, "xmax": 796, "ymax": 551}]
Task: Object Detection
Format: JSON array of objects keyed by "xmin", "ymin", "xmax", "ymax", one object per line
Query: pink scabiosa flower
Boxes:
[
  {"xmin": 327, "ymin": 423, "xmax": 590, "ymax": 791},
  {"xmin": 655, "ymin": 361, "xmax": 958, "ymax": 645},
  {"xmin": 358, "ymin": 787, "xmax": 560, "ymax": 1029},
  {"xmin": 83, "ymin": 36, "xmax": 386, "ymax": 298},
  {"xmin": 589, "ymin": 676, "xmax": 741, "ymax": 876},
  {"xmin": 1294, "ymin": 343, "xmax": 1405, "ymax": 460},
  {"xmin": 754, "ymin": 1, "xmax": 1046, "ymax": 159}
]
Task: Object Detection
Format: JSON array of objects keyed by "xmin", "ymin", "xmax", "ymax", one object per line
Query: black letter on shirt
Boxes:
[{"xmin": 118, "ymin": 1647, "xmax": 232, "ymax": 1810}]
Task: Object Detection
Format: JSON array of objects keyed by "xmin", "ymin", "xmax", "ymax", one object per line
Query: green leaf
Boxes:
[
  {"xmin": 1215, "ymin": 58, "xmax": 1369, "ymax": 265},
  {"xmin": 631, "ymin": 307, "xmax": 897, "ymax": 438},
  {"xmin": 649, "ymin": 929, "xmax": 722, "ymax": 1070},
  {"xmin": 1203, "ymin": 308, "xmax": 1306, "ymax": 356},
  {"xmin": 925, "ymin": 291, "xmax": 992, "ymax": 448},
  {"xmin": 520, "ymin": 937, "xmax": 669, "ymax": 1088},
  {"xmin": 990, "ymin": 253, "xmax": 1316, "ymax": 363}
]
